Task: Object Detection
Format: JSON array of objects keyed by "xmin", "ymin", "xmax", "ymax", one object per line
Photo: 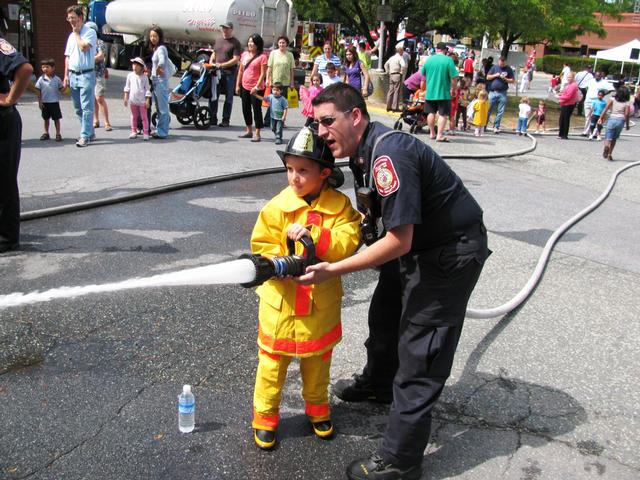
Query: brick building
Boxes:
[
  {"xmin": 534, "ymin": 13, "xmax": 640, "ymax": 57},
  {"xmin": 1, "ymin": 0, "xmax": 76, "ymax": 69}
]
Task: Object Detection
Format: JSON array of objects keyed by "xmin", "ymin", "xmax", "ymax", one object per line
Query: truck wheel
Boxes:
[
  {"xmin": 193, "ymin": 107, "xmax": 211, "ymax": 129},
  {"xmin": 109, "ymin": 42, "xmax": 122, "ymax": 70}
]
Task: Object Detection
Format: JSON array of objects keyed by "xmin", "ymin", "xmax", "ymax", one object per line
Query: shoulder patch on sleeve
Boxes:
[
  {"xmin": 372, "ymin": 155, "xmax": 400, "ymax": 197},
  {"xmin": 0, "ymin": 39, "xmax": 17, "ymax": 55}
]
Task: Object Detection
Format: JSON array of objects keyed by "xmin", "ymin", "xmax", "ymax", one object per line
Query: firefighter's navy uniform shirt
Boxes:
[{"xmin": 351, "ymin": 121, "xmax": 484, "ymax": 250}]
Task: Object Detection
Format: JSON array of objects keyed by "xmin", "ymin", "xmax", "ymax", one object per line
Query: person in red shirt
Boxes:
[
  {"xmin": 463, "ymin": 55, "xmax": 474, "ymax": 81},
  {"xmin": 555, "ymin": 72, "xmax": 579, "ymax": 139}
]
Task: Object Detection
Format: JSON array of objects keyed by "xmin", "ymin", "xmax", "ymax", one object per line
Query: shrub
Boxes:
[{"xmin": 536, "ymin": 54, "xmax": 637, "ymax": 77}]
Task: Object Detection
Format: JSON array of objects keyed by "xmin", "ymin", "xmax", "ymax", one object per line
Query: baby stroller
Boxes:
[
  {"xmin": 393, "ymin": 97, "xmax": 428, "ymax": 134},
  {"xmin": 166, "ymin": 61, "xmax": 216, "ymax": 129}
]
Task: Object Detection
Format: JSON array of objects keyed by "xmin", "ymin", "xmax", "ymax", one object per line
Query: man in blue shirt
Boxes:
[
  {"xmin": 485, "ymin": 56, "xmax": 514, "ymax": 133},
  {"xmin": 63, "ymin": 5, "xmax": 97, "ymax": 147}
]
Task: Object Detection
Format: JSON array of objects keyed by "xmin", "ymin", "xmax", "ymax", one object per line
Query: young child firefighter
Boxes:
[{"xmin": 249, "ymin": 126, "xmax": 361, "ymax": 450}]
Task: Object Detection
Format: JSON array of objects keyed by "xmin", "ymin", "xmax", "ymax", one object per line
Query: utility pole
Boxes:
[{"xmin": 377, "ymin": 0, "xmax": 386, "ymax": 71}]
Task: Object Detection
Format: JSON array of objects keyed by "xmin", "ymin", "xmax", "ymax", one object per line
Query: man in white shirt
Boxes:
[
  {"xmin": 63, "ymin": 5, "xmax": 97, "ymax": 147},
  {"xmin": 581, "ymin": 70, "xmax": 614, "ymax": 134},
  {"xmin": 384, "ymin": 46, "xmax": 407, "ymax": 111},
  {"xmin": 574, "ymin": 66, "xmax": 594, "ymax": 115}
]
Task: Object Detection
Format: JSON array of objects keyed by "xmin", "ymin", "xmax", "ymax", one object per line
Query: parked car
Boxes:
[{"xmin": 453, "ymin": 44, "xmax": 467, "ymax": 56}]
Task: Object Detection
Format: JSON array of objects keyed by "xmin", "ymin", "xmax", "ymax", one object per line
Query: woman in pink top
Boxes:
[
  {"xmin": 236, "ymin": 34, "xmax": 268, "ymax": 142},
  {"xmin": 555, "ymin": 72, "xmax": 579, "ymax": 139}
]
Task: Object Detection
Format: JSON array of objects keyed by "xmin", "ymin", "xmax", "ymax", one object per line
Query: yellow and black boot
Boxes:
[
  {"xmin": 254, "ymin": 428, "xmax": 277, "ymax": 450},
  {"xmin": 311, "ymin": 420, "xmax": 334, "ymax": 439}
]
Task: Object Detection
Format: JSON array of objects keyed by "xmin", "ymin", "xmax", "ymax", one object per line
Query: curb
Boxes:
[{"xmin": 366, "ymin": 101, "xmax": 402, "ymax": 117}]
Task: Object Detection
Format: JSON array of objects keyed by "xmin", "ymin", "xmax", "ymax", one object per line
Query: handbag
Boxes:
[
  {"xmin": 104, "ymin": 68, "xmax": 109, "ymax": 80},
  {"xmin": 367, "ymin": 79, "xmax": 374, "ymax": 96},
  {"xmin": 467, "ymin": 99, "xmax": 477, "ymax": 121},
  {"xmin": 262, "ymin": 82, "xmax": 271, "ymax": 108},
  {"xmin": 287, "ymin": 87, "xmax": 299, "ymax": 108}
]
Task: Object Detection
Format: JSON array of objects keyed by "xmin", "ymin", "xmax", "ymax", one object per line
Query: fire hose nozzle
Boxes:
[{"xmin": 240, "ymin": 236, "xmax": 318, "ymax": 288}]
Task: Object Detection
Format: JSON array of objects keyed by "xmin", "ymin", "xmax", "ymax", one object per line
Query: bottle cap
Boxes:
[{"xmin": 183, "ymin": 385, "xmax": 191, "ymax": 394}]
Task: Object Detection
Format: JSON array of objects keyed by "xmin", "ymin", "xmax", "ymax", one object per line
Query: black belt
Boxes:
[{"xmin": 69, "ymin": 68, "xmax": 94, "ymax": 75}]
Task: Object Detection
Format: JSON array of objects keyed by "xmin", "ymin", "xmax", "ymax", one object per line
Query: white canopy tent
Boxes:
[{"xmin": 593, "ymin": 39, "xmax": 640, "ymax": 74}]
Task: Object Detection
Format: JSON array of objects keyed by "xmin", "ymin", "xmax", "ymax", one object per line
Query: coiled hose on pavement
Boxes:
[{"xmin": 20, "ymin": 134, "xmax": 640, "ymax": 320}]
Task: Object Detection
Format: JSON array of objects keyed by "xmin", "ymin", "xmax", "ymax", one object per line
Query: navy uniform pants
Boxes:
[
  {"xmin": 363, "ymin": 226, "xmax": 488, "ymax": 467},
  {"xmin": 0, "ymin": 106, "xmax": 22, "ymax": 244}
]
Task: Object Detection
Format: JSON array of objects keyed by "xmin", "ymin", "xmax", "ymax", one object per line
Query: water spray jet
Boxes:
[{"xmin": 0, "ymin": 237, "xmax": 318, "ymax": 310}]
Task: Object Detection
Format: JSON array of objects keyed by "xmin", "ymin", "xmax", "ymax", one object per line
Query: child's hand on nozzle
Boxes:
[{"xmin": 287, "ymin": 223, "xmax": 311, "ymax": 242}]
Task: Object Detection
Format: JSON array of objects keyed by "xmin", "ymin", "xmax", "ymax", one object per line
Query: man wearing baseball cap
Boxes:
[
  {"xmin": 208, "ymin": 21, "xmax": 242, "ymax": 127},
  {"xmin": 420, "ymin": 42, "xmax": 458, "ymax": 142}
]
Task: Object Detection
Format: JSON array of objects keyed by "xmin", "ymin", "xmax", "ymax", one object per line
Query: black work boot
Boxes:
[
  {"xmin": 253, "ymin": 428, "xmax": 276, "ymax": 450},
  {"xmin": 311, "ymin": 420, "xmax": 334, "ymax": 439},
  {"xmin": 332, "ymin": 374, "xmax": 393, "ymax": 404},
  {"xmin": 346, "ymin": 455, "xmax": 422, "ymax": 480}
]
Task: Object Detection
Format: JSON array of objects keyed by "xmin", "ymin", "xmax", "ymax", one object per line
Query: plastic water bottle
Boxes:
[{"xmin": 178, "ymin": 385, "xmax": 195, "ymax": 433}]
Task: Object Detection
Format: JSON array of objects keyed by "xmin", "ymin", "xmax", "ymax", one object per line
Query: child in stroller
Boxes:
[
  {"xmin": 393, "ymin": 85, "xmax": 427, "ymax": 134},
  {"xmin": 168, "ymin": 61, "xmax": 217, "ymax": 129}
]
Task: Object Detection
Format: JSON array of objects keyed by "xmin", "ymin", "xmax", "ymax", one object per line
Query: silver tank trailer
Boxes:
[{"xmin": 105, "ymin": 0, "xmax": 296, "ymax": 47}]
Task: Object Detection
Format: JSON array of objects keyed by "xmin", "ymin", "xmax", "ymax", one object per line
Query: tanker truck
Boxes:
[{"xmin": 88, "ymin": 0, "xmax": 298, "ymax": 69}]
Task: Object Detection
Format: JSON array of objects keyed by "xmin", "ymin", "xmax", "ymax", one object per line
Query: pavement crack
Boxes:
[
  {"xmin": 17, "ymin": 383, "xmax": 153, "ymax": 479},
  {"xmin": 432, "ymin": 415, "xmax": 640, "ymax": 473},
  {"xmin": 502, "ymin": 431, "xmax": 522, "ymax": 477}
]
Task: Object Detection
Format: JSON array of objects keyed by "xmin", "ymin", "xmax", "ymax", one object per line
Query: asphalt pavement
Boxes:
[{"xmin": 0, "ymin": 68, "xmax": 639, "ymax": 479}]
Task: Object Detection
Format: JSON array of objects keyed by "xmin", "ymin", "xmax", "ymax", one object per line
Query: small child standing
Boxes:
[
  {"xmin": 587, "ymin": 90, "xmax": 607, "ymax": 140},
  {"xmin": 448, "ymin": 83, "xmax": 460, "ymax": 134},
  {"xmin": 534, "ymin": 100, "xmax": 547, "ymax": 133},
  {"xmin": 35, "ymin": 59, "xmax": 64, "ymax": 142},
  {"xmin": 516, "ymin": 97, "xmax": 531, "ymax": 135},
  {"xmin": 548, "ymin": 74, "xmax": 559, "ymax": 95},
  {"xmin": 455, "ymin": 79, "xmax": 470, "ymax": 131},
  {"xmin": 123, "ymin": 57, "xmax": 152, "ymax": 140},
  {"xmin": 300, "ymin": 74, "xmax": 323, "ymax": 127},
  {"xmin": 252, "ymin": 82, "xmax": 288, "ymax": 144},
  {"xmin": 519, "ymin": 67, "xmax": 530, "ymax": 93},
  {"xmin": 472, "ymin": 90, "xmax": 489, "ymax": 137},
  {"xmin": 250, "ymin": 127, "xmax": 360, "ymax": 450}
]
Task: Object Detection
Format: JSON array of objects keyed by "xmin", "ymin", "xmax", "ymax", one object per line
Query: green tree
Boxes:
[{"xmin": 468, "ymin": 0, "xmax": 631, "ymax": 59}]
